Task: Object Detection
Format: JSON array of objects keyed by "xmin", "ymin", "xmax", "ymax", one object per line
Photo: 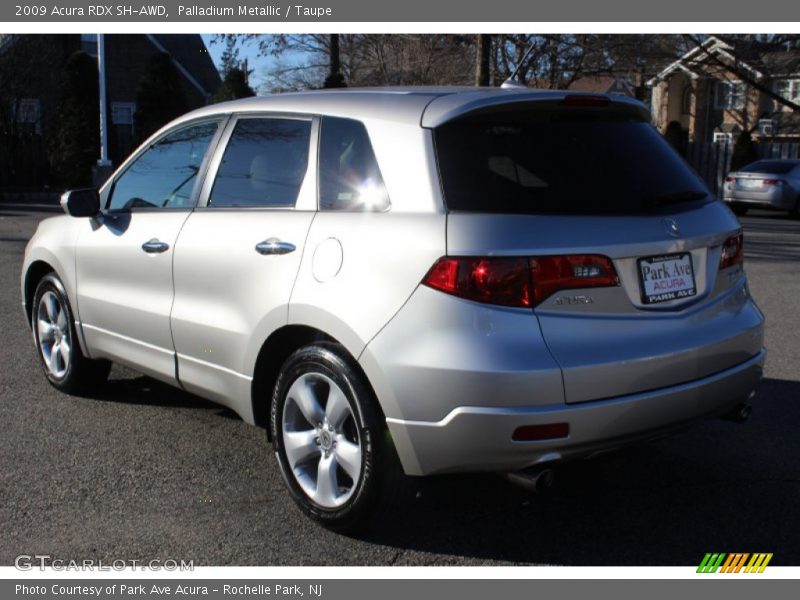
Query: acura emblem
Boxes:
[{"xmin": 663, "ymin": 218, "xmax": 680, "ymax": 238}]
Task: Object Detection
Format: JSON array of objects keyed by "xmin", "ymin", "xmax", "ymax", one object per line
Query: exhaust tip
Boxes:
[
  {"xmin": 723, "ymin": 402, "xmax": 753, "ymax": 424},
  {"xmin": 505, "ymin": 467, "xmax": 556, "ymax": 494}
]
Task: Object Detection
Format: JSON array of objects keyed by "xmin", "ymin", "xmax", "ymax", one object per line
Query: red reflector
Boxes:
[
  {"xmin": 422, "ymin": 256, "xmax": 532, "ymax": 308},
  {"xmin": 720, "ymin": 231, "xmax": 744, "ymax": 269},
  {"xmin": 560, "ymin": 95, "xmax": 610, "ymax": 107},
  {"xmin": 513, "ymin": 423, "xmax": 569, "ymax": 441},
  {"xmin": 530, "ymin": 255, "xmax": 619, "ymax": 305}
]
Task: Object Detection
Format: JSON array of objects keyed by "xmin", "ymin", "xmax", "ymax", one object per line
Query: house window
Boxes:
[
  {"xmin": 15, "ymin": 98, "xmax": 41, "ymax": 135},
  {"xmin": 111, "ymin": 102, "xmax": 136, "ymax": 126},
  {"xmin": 714, "ymin": 81, "xmax": 746, "ymax": 110},
  {"xmin": 681, "ymin": 86, "xmax": 693, "ymax": 115},
  {"xmin": 81, "ymin": 34, "xmax": 97, "ymax": 56},
  {"xmin": 774, "ymin": 79, "xmax": 800, "ymax": 111},
  {"xmin": 713, "ymin": 132, "xmax": 733, "ymax": 144}
]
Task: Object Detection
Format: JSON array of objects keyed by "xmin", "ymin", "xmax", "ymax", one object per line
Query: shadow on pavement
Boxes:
[{"xmin": 354, "ymin": 376, "xmax": 800, "ymax": 566}]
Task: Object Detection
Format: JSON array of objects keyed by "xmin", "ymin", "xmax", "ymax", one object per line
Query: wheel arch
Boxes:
[
  {"xmin": 23, "ymin": 260, "xmax": 57, "ymax": 326},
  {"xmin": 250, "ymin": 324, "xmax": 386, "ymax": 440}
]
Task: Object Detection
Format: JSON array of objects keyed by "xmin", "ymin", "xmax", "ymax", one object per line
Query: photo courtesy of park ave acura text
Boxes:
[{"xmin": 1, "ymin": 31, "xmax": 799, "ymax": 566}]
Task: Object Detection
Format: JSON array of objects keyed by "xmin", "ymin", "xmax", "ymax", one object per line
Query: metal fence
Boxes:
[{"xmin": 685, "ymin": 141, "xmax": 800, "ymax": 197}]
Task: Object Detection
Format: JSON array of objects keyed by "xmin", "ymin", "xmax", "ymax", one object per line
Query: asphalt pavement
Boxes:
[{"xmin": 0, "ymin": 204, "xmax": 798, "ymax": 566}]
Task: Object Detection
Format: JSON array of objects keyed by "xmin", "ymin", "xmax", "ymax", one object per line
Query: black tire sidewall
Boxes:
[{"xmin": 270, "ymin": 344, "xmax": 383, "ymax": 529}]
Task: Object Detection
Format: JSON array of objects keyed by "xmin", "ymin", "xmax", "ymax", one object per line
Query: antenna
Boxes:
[{"xmin": 501, "ymin": 42, "xmax": 537, "ymax": 89}]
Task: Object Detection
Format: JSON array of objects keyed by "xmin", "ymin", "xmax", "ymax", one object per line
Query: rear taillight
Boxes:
[
  {"xmin": 530, "ymin": 255, "xmax": 619, "ymax": 306},
  {"xmin": 762, "ymin": 178, "xmax": 782, "ymax": 185},
  {"xmin": 422, "ymin": 257, "xmax": 532, "ymax": 307},
  {"xmin": 720, "ymin": 231, "xmax": 744, "ymax": 269},
  {"xmin": 725, "ymin": 176, "xmax": 734, "ymax": 183},
  {"xmin": 422, "ymin": 255, "xmax": 619, "ymax": 307}
]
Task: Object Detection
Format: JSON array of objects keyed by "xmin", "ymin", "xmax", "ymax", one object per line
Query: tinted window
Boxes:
[
  {"xmin": 741, "ymin": 160, "xmax": 798, "ymax": 175},
  {"xmin": 435, "ymin": 110, "xmax": 709, "ymax": 215},
  {"xmin": 108, "ymin": 122, "xmax": 218, "ymax": 210},
  {"xmin": 319, "ymin": 117, "xmax": 389, "ymax": 211},
  {"xmin": 209, "ymin": 118, "xmax": 311, "ymax": 208}
]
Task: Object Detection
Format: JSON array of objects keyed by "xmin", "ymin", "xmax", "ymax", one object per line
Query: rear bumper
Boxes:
[
  {"xmin": 385, "ymin": 349, "xmax": 765, "ymax": 475},
  {"xmin": 722, "ymin": 189, "xmax": 795, "ymax": 210}
]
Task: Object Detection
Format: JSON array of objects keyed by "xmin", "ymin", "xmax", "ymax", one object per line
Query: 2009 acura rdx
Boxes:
[{"xmin": 22, "ymin": 88, "xmax": 765, "ymax": 528}]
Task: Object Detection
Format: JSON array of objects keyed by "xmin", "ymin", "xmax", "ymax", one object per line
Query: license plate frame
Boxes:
[{"xmin": 637, "ymin": 253, "xmax": 697, "ymax": 305}]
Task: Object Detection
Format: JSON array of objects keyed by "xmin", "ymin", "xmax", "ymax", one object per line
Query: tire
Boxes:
[
  {"xmin": 731, "ymin": 204, "xmax": 748, "ymax": 216},
  {"xmin": 31, "ymin": 273, "xmax": 111, "ymax": 395},
  {"xmin": 270, "ymin": 343, "xmax": 396, "ymax": 531},
  {"xmin": 792, "ymin": 197, "xmax": 800, "ymax": 220}
]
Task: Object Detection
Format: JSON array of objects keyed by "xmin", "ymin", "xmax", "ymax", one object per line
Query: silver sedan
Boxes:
[{"xmin": 722, "ymin": 159, "xmax": 800, "ymax": 217}]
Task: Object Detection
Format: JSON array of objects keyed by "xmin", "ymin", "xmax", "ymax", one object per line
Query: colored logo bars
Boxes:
[{"xmin": 697, "ymin": 553, "xmax": 773, "ymax": 573}]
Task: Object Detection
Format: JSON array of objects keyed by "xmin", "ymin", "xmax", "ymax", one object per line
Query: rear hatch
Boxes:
[{"xmin": 433, "ymin": 95, "xmax": 763, "ymax": 404}]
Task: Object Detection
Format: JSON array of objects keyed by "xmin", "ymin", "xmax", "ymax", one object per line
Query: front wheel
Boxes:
[
  {"xmin": 270, "ymin": 343, "xmax": 394, "ymax": 530},
  {"xmin": 31, "ymin": 273, "xmax": 111, "ymax": 394}
]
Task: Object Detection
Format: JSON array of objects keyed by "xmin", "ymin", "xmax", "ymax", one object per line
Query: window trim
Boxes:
[
  {"xmin": 101, "ymin": 116, "xmax": 228, "ymax": 213},
  {"xmin": 194, "ymin": 112, "xmax": 318, "ymax": 212},
  {"xmin": 774, "ymin": 78, "xmax": 800, "ymax": 111},
  {"xmin": 714, "ymin": 80, "xmax": 746, "ymax": 110}
]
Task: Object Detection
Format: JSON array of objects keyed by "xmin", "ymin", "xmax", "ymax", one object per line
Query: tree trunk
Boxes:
[
  {"xmin": 323, "ymin": 34, "xmax": 346, "ymax": 88},
  {"xmin": 475, "ymin": 34, "xmax": 491, "ymax": 86}
]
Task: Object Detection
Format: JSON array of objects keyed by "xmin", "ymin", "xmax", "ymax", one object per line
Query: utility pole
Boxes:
[{"xmin": 96, "ymin": 34, "xmax": 111, "ymax": 169}]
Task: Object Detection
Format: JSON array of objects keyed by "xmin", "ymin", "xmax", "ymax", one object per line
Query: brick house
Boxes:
[
  {"xmin": 0, "ymin": 34, "xmax": 220, "ymax": 190},
  {"xmin": 648, "ymin": 36, "xmax": 800, "ymax": 146}
]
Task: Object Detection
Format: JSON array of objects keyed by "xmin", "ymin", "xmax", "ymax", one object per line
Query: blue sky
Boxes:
[{"xmin": 201, "ymin": 34, "xmax": 274, "ymax": 92}]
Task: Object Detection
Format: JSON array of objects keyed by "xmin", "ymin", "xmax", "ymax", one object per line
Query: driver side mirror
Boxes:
[{"xmin": 61, "ymin": 188, "xmax": 100, "ymax": 218}]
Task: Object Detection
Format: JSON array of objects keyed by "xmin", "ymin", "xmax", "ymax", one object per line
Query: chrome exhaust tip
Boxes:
[{"xmin": 505, "ymin": 467, "xmax": 555, "ymax": 493}]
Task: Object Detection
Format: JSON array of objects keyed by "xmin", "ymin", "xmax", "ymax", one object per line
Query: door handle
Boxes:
[
  {"xmin": 255, "ymin": 238, "xmax": 296, "ymax": 255},
  {"xmin": 141, "ymin": 239, "xmax": 170, "ymax": 254}
]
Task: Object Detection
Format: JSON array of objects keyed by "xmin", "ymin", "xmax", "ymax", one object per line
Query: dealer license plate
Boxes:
[{"xmin": 638, "ymin": 253, "xmax": 697, "ymax": 304}]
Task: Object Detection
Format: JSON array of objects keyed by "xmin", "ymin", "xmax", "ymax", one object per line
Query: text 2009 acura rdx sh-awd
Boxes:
[{"xmin": 22, "ymin": 88, "xmax": 765, "ymax": 529}]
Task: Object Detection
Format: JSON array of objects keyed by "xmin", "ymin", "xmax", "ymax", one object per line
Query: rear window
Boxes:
[
  {"xmin": 741, "ymin": 160, "xmax": 798, "ymax": 175},
  {"xmin": 434, "ymin": 109, "xmax": 709, "ymax": 215}
]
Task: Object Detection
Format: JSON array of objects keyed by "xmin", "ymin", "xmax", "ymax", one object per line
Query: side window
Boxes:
[
  {"xmin": 108, "ymin": 121, "xmax": 219, "ymax": 210},
  {"xmin": 208, "ymin": 118, "xmax": 312, "ymax": 208},
  {"xmin": 319, "ymin": 117, "xmax": 390, "ymax": 211}
]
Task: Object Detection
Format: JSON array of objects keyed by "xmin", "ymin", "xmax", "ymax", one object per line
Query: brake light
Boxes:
[
  {"xmin": 422, "ymin": 257, "xmax": 532, "ymax": 307},
  {"xmin": 725, "ymin": 176, "xmax": 734, "ymax": 183},
  {"xmin": 422, "ymin": 255, "xmax": 619, "ymax": 307},
  {"xmin": 720, "ymin": 231, "xmax": 744, "ymax": 269},
  {"xmin": 762, "ymin": 178, "xmax": 781, "ymax": 185},
  {"xmin": 560, "ymin": 94, "xmax": 610, "ymax": 108}
]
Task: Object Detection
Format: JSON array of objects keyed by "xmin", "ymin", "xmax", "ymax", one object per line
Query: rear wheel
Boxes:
[
  {"xmin": 270, "ymin": 343, "xmax": 395, "ymax": 530},
  {"xmin": 792, "ymin": 196, "xmax": 800, "ymax": 220},
  {"xmin": 31, "ymin": 273, "xmax": 111, "ymax": 394}
]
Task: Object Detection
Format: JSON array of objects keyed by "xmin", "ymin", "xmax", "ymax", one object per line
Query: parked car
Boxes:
[
  {"xmin": 22, "ymin": 88, "xmax": 765, "ymax": 529},
  {"xmin": 722, "ymin": 159, "xmax": 800, "ymax": 217}
]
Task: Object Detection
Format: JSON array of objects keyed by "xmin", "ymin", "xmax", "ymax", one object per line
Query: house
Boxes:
[
  {"xmin": 648, "ymin": 36, "xmax": 800, "ymax": 146},
  {"xmin": 0, "ymin": 34, "xmax": 220, "ymax": 190}
]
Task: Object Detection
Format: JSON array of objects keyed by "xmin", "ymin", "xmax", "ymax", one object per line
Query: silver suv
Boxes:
[{"xmin": 22, "ymin": 88, "xmax": 765, "ymax": 529}]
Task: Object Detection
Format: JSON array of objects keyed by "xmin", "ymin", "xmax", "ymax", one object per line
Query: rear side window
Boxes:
[
  {"xmin": 741, "ymin": 160, "xmax": 798, "ymax": 175},
  {"xmin": 319, "ymin": 117, "xmax": 390, "ymax": 211},
  {"xmin": 209, "ymin": 118, "xmax": 311, "ymax": 208},
  {"xmin": 434, "ymin": 109, "xmax": 709, "ymax": 215}
]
